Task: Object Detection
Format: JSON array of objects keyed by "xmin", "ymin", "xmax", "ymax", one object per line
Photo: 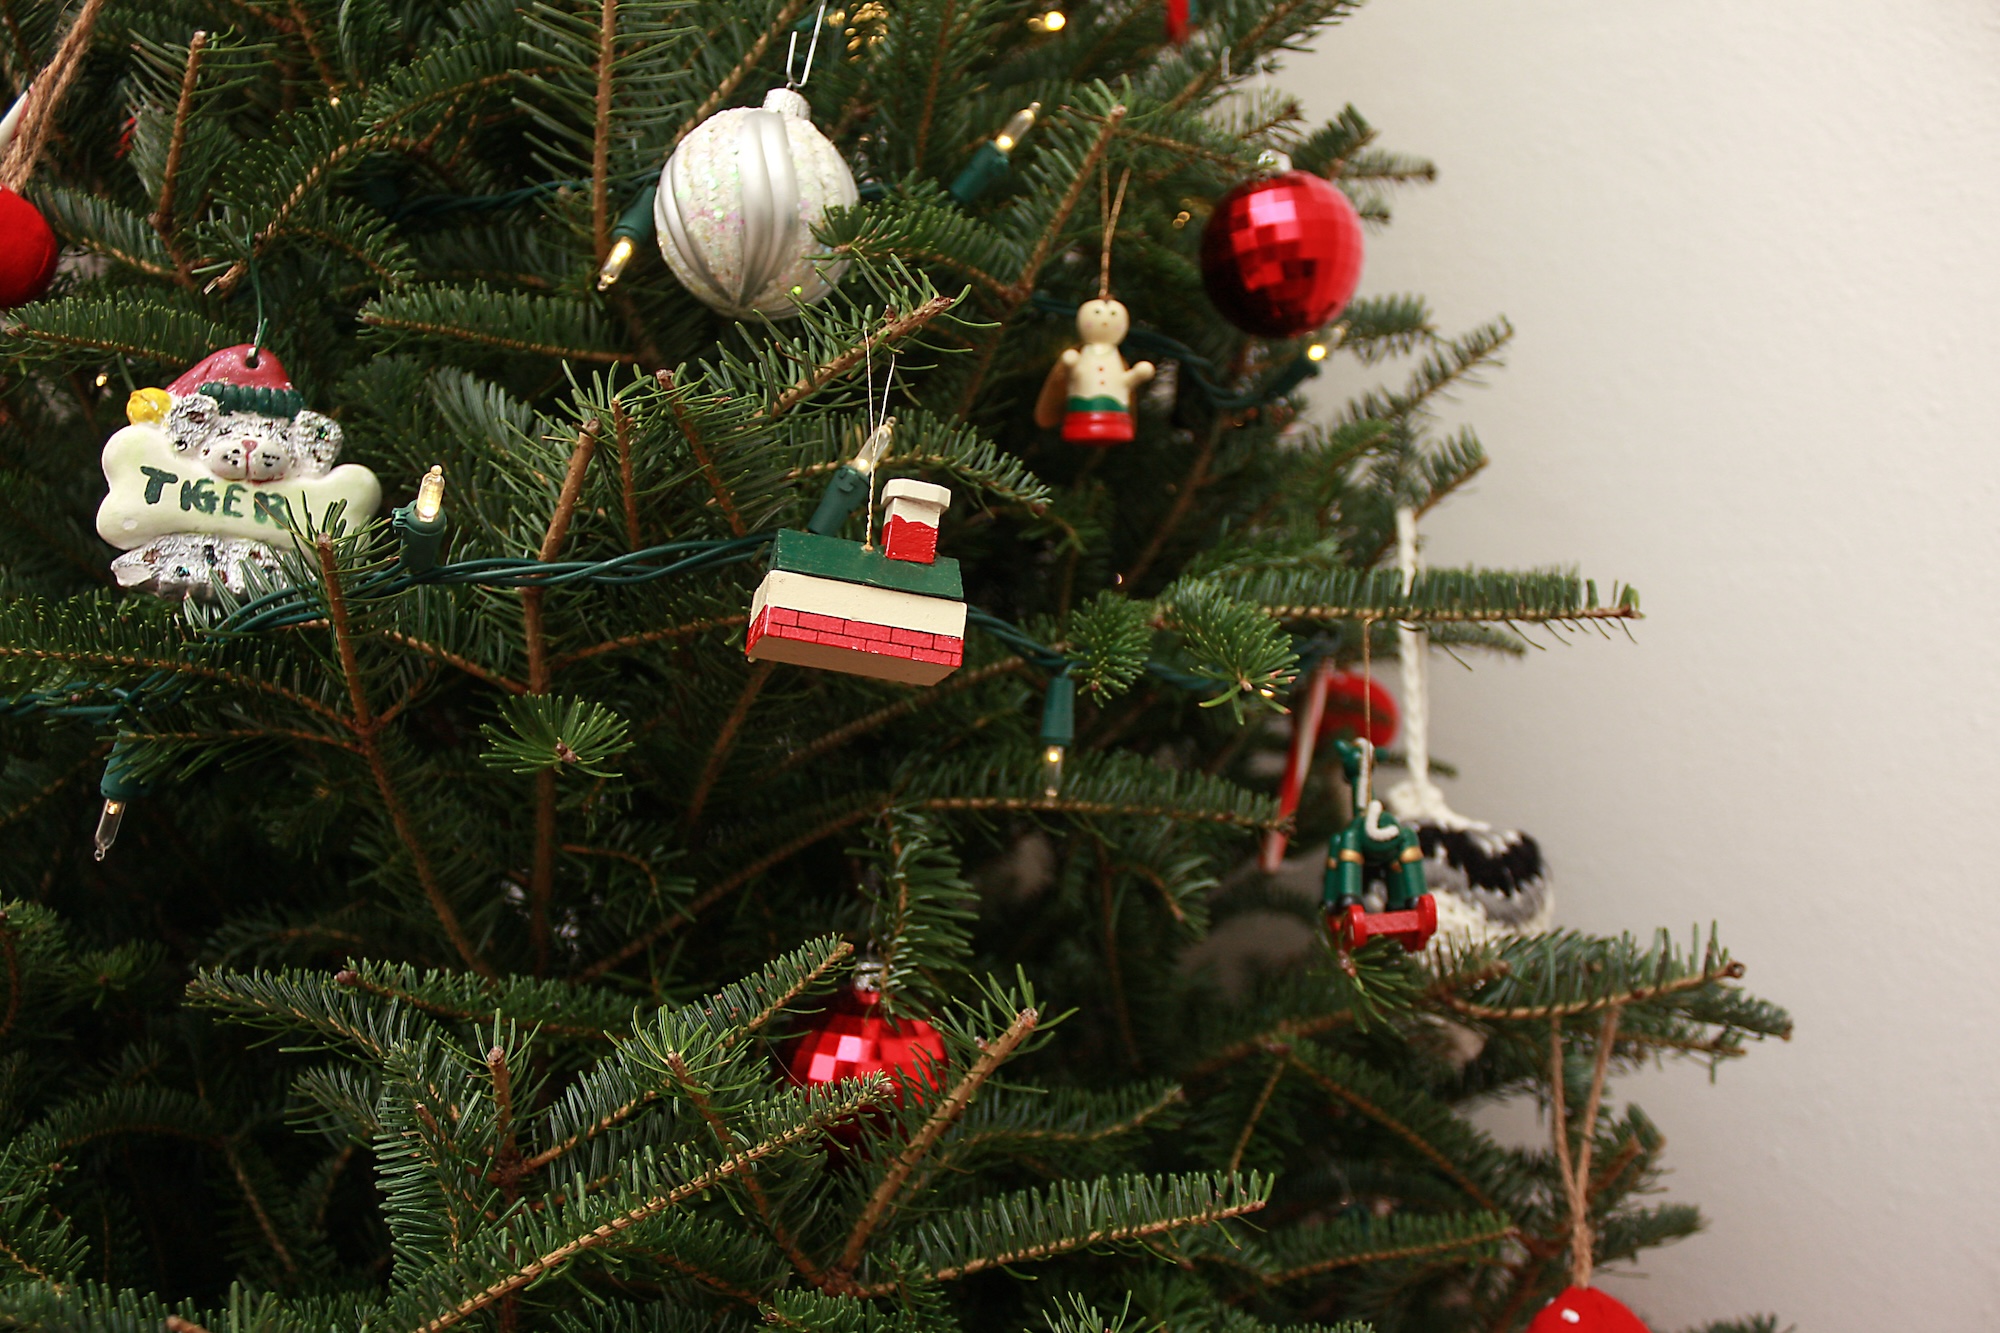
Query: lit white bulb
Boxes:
[
  {"xmin": 415, "ymin": 465, "xmax": 445, "ymax": 523},
  {"xmin": 1040, "ymin": 744, "xmax": 1066, "ymax": 798},
  {"xmin": 596, "ymin": 235, "xmax": 636, "ymax": 291},
  {"xmin": 994, "ymin": 102, "xmax": 1040, "ymax": 154}
]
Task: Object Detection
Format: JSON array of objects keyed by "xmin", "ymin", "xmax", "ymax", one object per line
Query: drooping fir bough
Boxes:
[{"xmin": 0, "ymin": 0, "xmax": 1790, "ymax": 1330}]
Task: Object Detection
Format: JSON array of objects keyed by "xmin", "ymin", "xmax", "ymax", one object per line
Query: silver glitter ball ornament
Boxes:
[{"xmin": 654, "ymin": 87, "xmax": 858, "ymax": 319}]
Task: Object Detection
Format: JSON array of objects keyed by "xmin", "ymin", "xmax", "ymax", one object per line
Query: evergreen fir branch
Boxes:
[
  {"xmin": 1593, "ymin": 1200, "xmax": 1703, "ymax": 1266},
  {"xmin": 360, "ymin": 283, "xmax": 639, "ymax": 364},
  {"xmin": 1338, "ymin": 293, "xmax": 1435, "ymax": 364},
  {"xmin": 790, "ymin": 409, "xmax": 1054, "ymax": 516},
  {"xmin": 549, "ymin": 610, "xmax": 749, "ymax": 670},
  {"xmin": 1340, "ymin": 319, "xmax": 1514, "ymax": 426},
  {"xmin": 317, "ymin": 536, "xmax": 493, "ymax": 979},
  {"xmin": 671, "ymin": 0, "xmax": 815, "ymax": 146},
  {"xmin": 907, "ymin": 748, "xmax": 1279, "ymax": 831},
  {"xmin": 385, "ymin": 1079, "xmax": 881, "ymax": 1333},
  {"xmin": 0, "ymin": 1147, "xmax": 82, "ymax": 1285},
  {"xmin": 141, "ymin": 29, "xmax": 210, "ymax": 280},
  {"xmin": 205, "ymin": 25, "xmax": 536, "ymax": 297},
  {"xmin": 859, "ymin": 1170, "xmax": 1269, "ymax": 1292},
  {"xmin": 186, "ymin": 966, "xmax": 441, "ymax": 1061},
  {"xmin": 534, "ymin": 939, "xmax": 850, "ymax": 1176},
  {"xmin": 1163, "ymin": 0, "xmax": 1362, "ymax": 113},
  {"xmin": 289, "ymin": 1064, "xmax": 385, "ymax": 1147},
  {"xmin": 578, "ymin": 800, "xmax": 881, "ymax": 979},
  {"xmin": 824, "ymin": 189, "xmax": 1023, "ymax": 300},
  {"xmin": 1215, "ymin": 566, "xmax": 1642, "ymax": 626},
  {"xmin": 330, "ymin": 961, "xmax": 636, "ymax": 1043},
  {"xmin": 771, "ymin": 656, "xmax": 1029, "ymax": 774},
  {"xmin": 1436, "ymin": 930, "xmax": 1789, "ymax": 1038},
  {"xmin": 948, "ymin": 1083, "xmax": 1185, "ymax": 1154},
  {"xmin": 35, "ymin": 187, "xmax": 180, "ymax": 280},
  {"xmin": 1288, "ymin": 103, "xmax": 1376, "ymax": 177},
  {"xmin": 481, "ymin": 694, "xmax": 634, "ymax": 777},
  {"xmin": 2, "ymin": 295, "xmax": 239, "ymax": 366},
  {"xmin": 1065, "ymin": 592, "xmax": 1151, "ymax": 701},
  {"xmin": 836, "ymin": 1006, "xmax": 1039, "ymax": 1272},
  {"xmin": 1154, "ymin": 578, "xmax": 1299, "ymax": 715},
  {"xmin": 763, "ymin": 294, "xmax": 962, "ymax": 420},
  {"xmin": 1245, "ymin": 1209, "xmax": 1515, "ymax": 1283},
  {"xmin": 1284, "ymin": 1046, "xmax": 1511, "ymax": 1215},
  {"xmin": 858, "ymin": 811, "xmax": 979, "ymax": 1002}
]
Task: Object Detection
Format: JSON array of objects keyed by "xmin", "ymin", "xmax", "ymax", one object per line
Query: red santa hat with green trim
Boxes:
[{"xmin": 167, "ymin": 344, "xmax": 305, "ymax": 420}]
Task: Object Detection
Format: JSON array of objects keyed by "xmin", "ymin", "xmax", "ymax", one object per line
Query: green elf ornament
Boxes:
[{"xmin": 1323, "ymin": 737, "xmax": 1438, "ymax": 952}]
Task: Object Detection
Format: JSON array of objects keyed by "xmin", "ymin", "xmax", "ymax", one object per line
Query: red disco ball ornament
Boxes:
[
  {"xmin": 1526, "ymin": 1287, "xmax": 1650, "ymax": 1333},
  {"xmin": 1317, "ymin": 670, "xmax": 1398, "ymax": 748},
  {"xmin": 782, "ymin": 976, "xmax": 947, "ymax": 1106},
  {"xmin": 1200, "ymin": 169, "xmax": 1364, "ymax": 338},
  {"xmin": 0, "ymin": 187, "xmax": 58, "ymax": 309}
]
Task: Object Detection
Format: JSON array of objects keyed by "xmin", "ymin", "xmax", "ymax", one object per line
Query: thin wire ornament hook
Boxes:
[
  {"xmin": 788, "ymin": 0, "xmax": 833, "ymax": 88},
  {"xmin": 246, "ymin": 256, "xmax": 268, "ymax": 368}
]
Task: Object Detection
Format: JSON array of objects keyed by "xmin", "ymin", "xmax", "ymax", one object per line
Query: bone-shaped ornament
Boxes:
[{"xmin": 96, "ymin": 421, "xmax": 382, "ymax": 550}]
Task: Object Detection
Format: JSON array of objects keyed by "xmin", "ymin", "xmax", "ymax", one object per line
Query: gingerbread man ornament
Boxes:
[{"xmin": 1035, "ymin": 299, "xmax": 1154, "ymax": 446}]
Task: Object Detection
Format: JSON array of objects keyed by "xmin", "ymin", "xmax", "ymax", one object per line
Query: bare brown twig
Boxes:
[
  {"xmin": 835, "ymin": 1008, "xmax": 1039, "ymax": 1274},
  {"xmin": 317, "ymin": 538, "xmax": 491, "ymax": 978}
]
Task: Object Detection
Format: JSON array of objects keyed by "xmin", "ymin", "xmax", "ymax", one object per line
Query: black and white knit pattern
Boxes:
[{"xmin": 1413, "ymin": 822, "xmax": 1552, "ymax": 930}]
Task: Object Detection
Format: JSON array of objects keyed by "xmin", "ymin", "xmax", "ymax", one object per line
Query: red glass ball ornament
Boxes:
[
  {"xmin": 1526, "ymin": 1287, "xmax": 1650, "ymax": 1333},
  {"xmin": 0, "ymin": 187, "xmax": 58, "ymax": 309},
  {"xmin": 1200, "ymin": 170, "xmax": 1364, "ymax": 338},
  {"xmin": 782, "ymin": 980, "xmax": 947, "ymax": 1105},
  {"xmin": 1316, "ymin": 670, "xmax": 1398, "ymax": 748}
]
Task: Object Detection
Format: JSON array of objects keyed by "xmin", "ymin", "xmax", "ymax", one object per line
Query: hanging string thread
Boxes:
[
  {"xmin": 1098, "ymin": 165, "xmax": 1131, "ymax": 299},
  {"xmin": 0, "ymin": 0, "xmax": 110, "ymax": 191}
]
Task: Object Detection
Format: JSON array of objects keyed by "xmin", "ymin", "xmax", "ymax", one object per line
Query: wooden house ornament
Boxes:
[{"xmin": 746, "ymin": 479, "xmax": 965, "ymax": 685}]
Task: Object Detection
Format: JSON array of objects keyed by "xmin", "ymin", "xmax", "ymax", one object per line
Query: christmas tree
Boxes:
[{"xmin": 0, "ymin": 0, "xmax": 1791, "ymax": 1330}]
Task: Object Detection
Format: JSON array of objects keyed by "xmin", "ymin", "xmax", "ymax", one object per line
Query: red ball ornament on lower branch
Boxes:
[
  {"xmin": 1200, "ymin": 166, "xmax": 1365, "ymax": 339},
  {"xmin": 1526, "ymin": 1287, "xmax": 1650, "ymax": 1333},
  {"xmin": 781, "ymin": 971, "xmax": 947, "ymax": 1147},
  {"xmin": 0, "ymin": 187, "xmax": 58, "ymax": 308}
]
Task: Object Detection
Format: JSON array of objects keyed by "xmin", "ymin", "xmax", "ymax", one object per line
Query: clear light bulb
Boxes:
[
  {"xmin": 1040, "ymin": 744, "xmax": 1066, "ymax": 799},
  {"xmin": 595, "ymin": 235, "xmax": 636, "ymax": 291},
  {"xmin": 1306, "ymin": 342, "xmax": 1329, "ymax": 362},
  {"xmin": 415, "ymin": 465, "xmax": 445, "ymax": 523},
  {"xmin": 854, "ymin": 416, "xmax": 896, "ymax": 473},
  {"xmin": 993, "ymin": 102, "xmax": 1040, "ymax": 154},
  {"xmin": 93, "ymin": 799, "xmax": 125, "ymax": 861},
  {"xmin": 1032, "ymin": 8, "xmax": 1065, "ymax": 30}
]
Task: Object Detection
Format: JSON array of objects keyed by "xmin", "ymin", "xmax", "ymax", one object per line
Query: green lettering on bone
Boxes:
[
  {"xmin": 253, "ymin": 492, "xmax": 291, "ymax": 525},
  {"xmin": 180, "ymin": 478, "xmax": 218, "ymax": 515},
  {"xmin": 141, "ymin": 467, "xmax": 178, "ymax": 505},
  {"xmin": 221, "ymin": 483, "xmax": 246, "ymax": 519}
]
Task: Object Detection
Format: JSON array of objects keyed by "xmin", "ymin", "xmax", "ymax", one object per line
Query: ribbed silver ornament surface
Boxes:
[{"xmin": 654, "ymin": 87, "xmax": 858, "ymax": 319}]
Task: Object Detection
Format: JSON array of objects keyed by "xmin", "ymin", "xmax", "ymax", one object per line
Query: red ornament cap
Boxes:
[
  {"xmin": 1526, "ymin": 1287, "xmax": 1650, "ymax": 1333},
  {"xmin": 1200, "ymin": 170, "xmax": 1365, "ymax": 338},
  {"xmin": 167, "ymin": 344, "xmax": 296, "ymax": 398},
  {"xmin": 781, "ymin": 979, "xmax": 947, "ymax": 1105},
  {"xmin": 1317, "ymin": 670, "xmax": 1398, "ymax": 748},
  {"xmin": 0, "ymin": 186, "xmax": 59, "ymax": 309}
]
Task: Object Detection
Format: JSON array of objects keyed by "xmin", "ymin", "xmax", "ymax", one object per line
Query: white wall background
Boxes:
[{"xmin": 1281, "ymin": 5, "xmax": 2000, "ymax": 1329}]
